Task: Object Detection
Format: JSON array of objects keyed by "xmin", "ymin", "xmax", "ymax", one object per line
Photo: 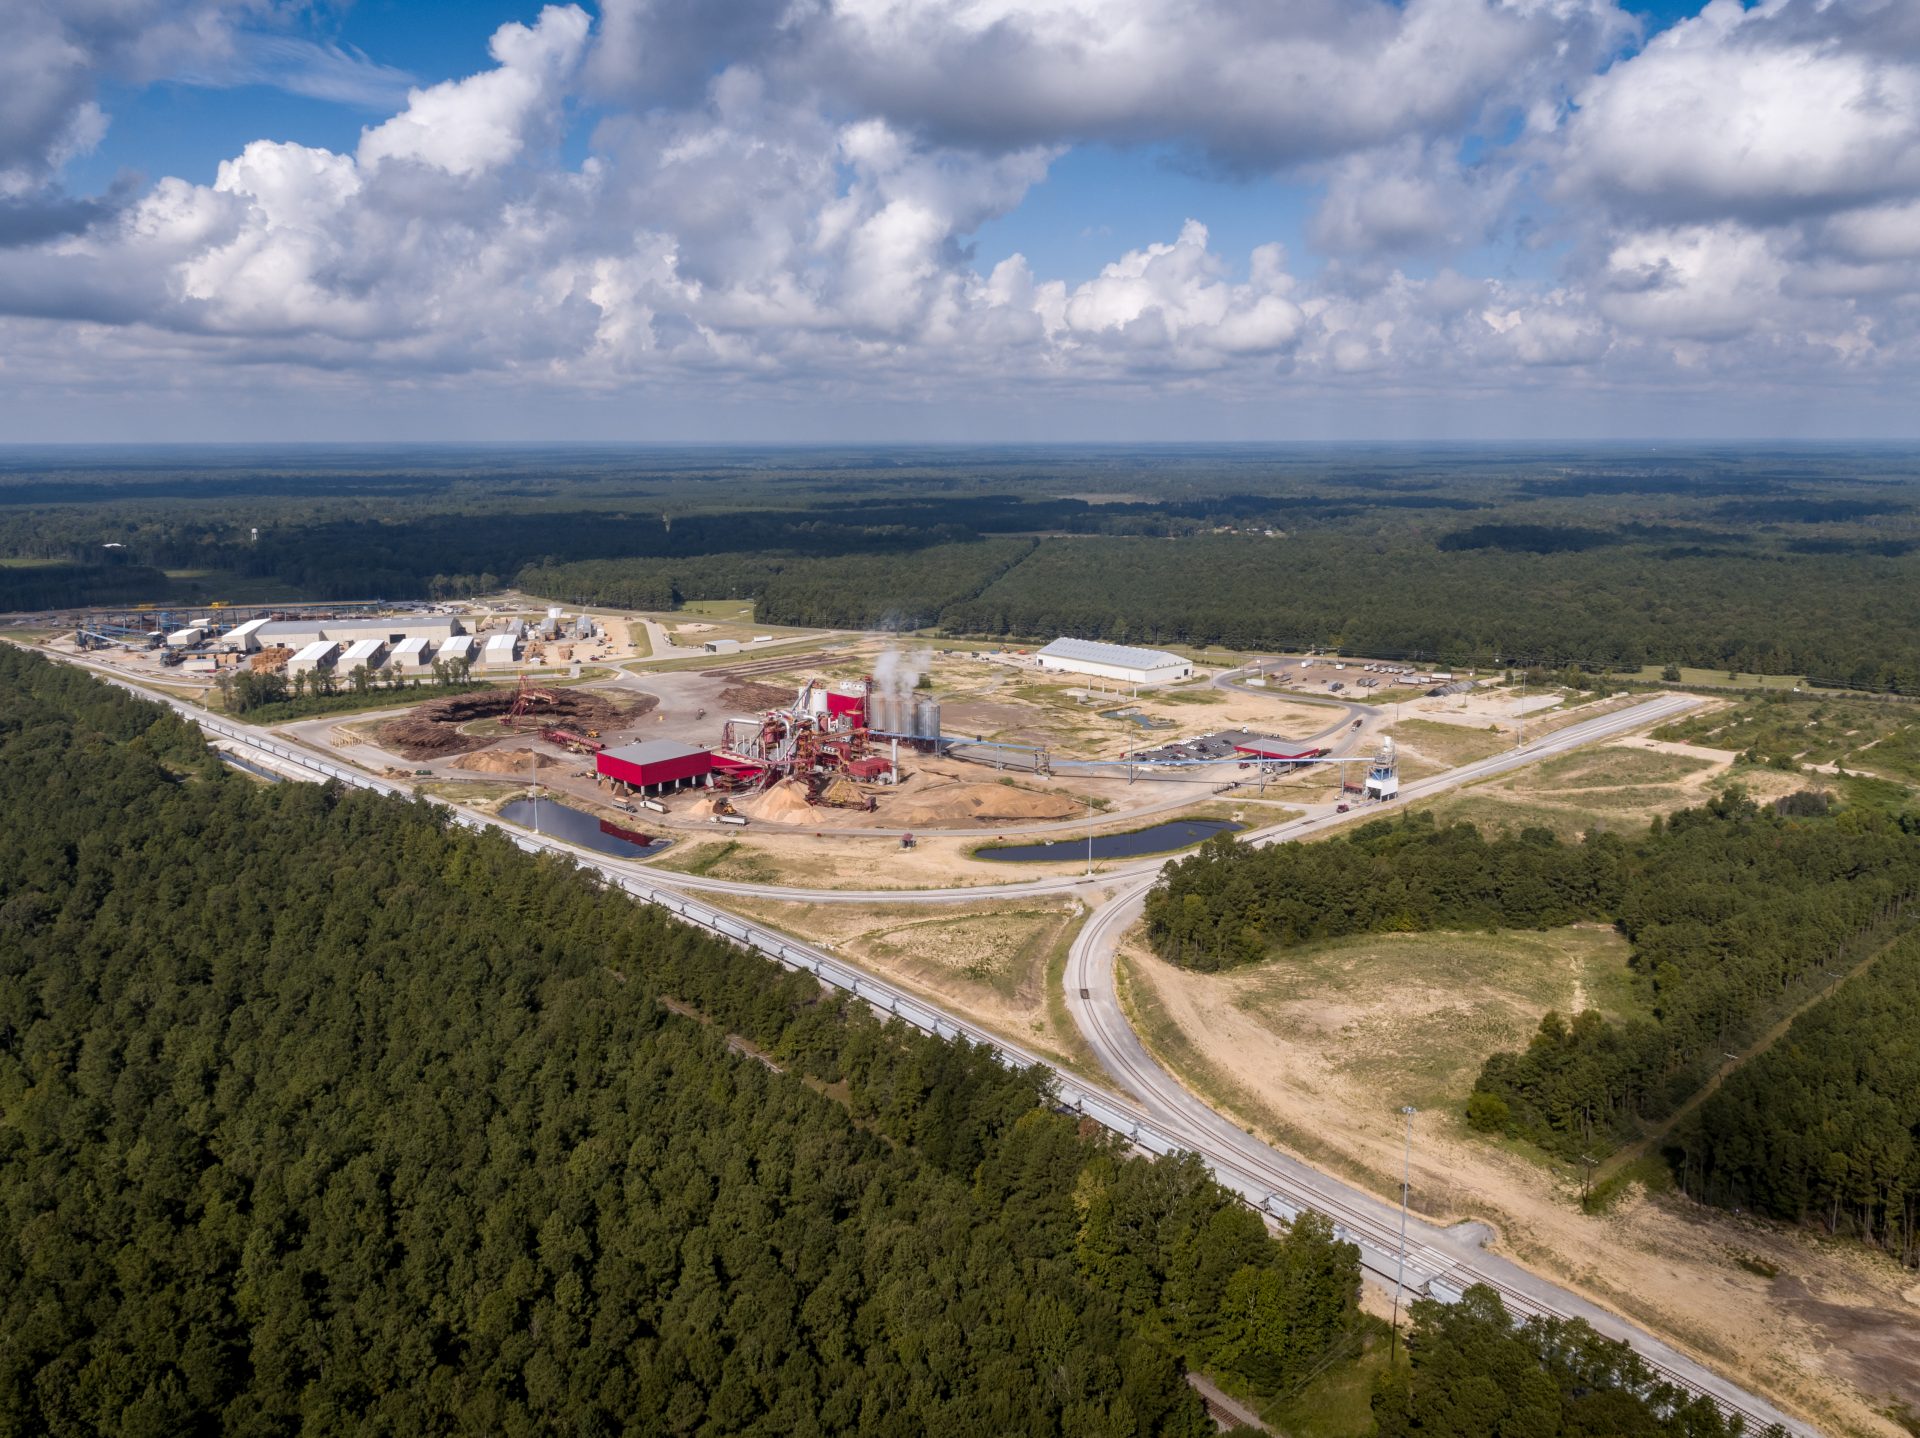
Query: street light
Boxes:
[
  {"xmin": 1391, "ymin": 1105, "xmax": 1417, "ymax": 1361},
  {"xmin": 1085, "ymin": 790, "xmax": 1094, "ymax": 876}
]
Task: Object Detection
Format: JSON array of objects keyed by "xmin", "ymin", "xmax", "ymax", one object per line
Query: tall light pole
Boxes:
[
  {"xmin": 1391, "ymin": 1105, "xmax": 1417, "ymax": 1361},
  {"xmin": 1085, "ymin": 790, "xmax": 1094, "ymax": 876}
]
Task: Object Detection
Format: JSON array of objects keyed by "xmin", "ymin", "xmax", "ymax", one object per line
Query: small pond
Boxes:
[
  {"xmin": 501, "ymin": 797, "xmax": 675, "ymax": 859},
  {"xmin": 977, "ymin": 818, "xmax": 1242, "ymax": 863}
]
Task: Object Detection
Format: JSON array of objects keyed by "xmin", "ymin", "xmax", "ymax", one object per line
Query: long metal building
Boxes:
[{"xmin": 1036, "ymin": 637, "xmax": 1193, "ymax": 686}]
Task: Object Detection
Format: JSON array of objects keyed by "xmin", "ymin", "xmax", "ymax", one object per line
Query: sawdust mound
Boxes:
[
  {"xmin": 379, "ymin": 687, "xmax": 647, "ymax": 759},
  {"xmin": 718, "ymin": 681, "xmax": 794, "ymax": 712},
  {"xmin": 749, "ymin": 778, "xmax": 818, "ymax": 821},
  {"xmin": 890, "ymin": 783, "xmax": 1081, "ymax": 825},
  {"xmin": 452, "ymin": 747, "xmax": 561, "ymax": 775}
]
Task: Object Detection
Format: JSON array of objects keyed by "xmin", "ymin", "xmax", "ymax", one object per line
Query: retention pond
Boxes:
[
  {"xmin": 977, "ymin": 818, "xmax": 1242, "ymax": 863},
  {"xmin": 501, "ymin": 796, "xmax": 675, "ymax": 859}
]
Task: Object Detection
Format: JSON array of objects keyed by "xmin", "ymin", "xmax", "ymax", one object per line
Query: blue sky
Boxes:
[{"xmin": 5, "ymin": 0, "xmax": 1919, "ymax": 441}]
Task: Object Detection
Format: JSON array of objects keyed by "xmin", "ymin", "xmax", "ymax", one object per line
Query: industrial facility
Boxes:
[
  {"xmin": 237, "ymin": 615, "xmax": 466, "ymax": 652},
  {"xmin": 597, "ymin": 740, "xmax": 714, "ymax": 794},
  {"xmin": 1036, "ymin": 637, "xmax": 1193, "ymax": 686}
]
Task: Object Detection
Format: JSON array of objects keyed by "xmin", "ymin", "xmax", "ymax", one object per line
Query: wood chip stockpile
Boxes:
[
  {"xmin": 748, "ymin": 778, "xmax": 818, "ymax": 821},
  {"xmin": 451, "ymin": 747, "xmax": 562, "ymax": 775},
  {"xmin": 717, "ymin": 681, "xmax": 795, "ymax": 712},
  {"xmin": 888, "ymin": 782, "xmax": 1082, "ymax": 826},
  {"xmin": 379, "ymin": 689, "xmax": 646, "ymax": 760}
]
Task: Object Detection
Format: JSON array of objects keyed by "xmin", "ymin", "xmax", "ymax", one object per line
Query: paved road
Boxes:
[{"xmin": 36, "ymin": 652, "xmax": 1809, "ymax": 1434}]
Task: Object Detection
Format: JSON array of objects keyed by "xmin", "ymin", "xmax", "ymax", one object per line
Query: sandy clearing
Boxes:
[
  {"xmin": 716, "ymin": 895, "xmax": 1094, "ymax": 1069},
  {"xmin": 1122, "ymin": 930, "xmax": 1920, "ymax": 1438}
]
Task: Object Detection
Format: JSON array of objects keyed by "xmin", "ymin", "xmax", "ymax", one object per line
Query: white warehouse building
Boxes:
[
  {"xmin": 287, "ymin": 640, "xmax": 339, "ymax": 676},
  {"xmin": 388, "ymin": 636, "xmax": 435, "ymax": 673},
  {"xmin": 339, "ymin": 638, "xmax": 386, "ymax": 673},
  {"xmin": 1036, "ymin": 637, "xmax": 1193, "ymax": 687},
  {"xmin": 482, "ymin": 633, "xmax": 520, "ymax": 667}
]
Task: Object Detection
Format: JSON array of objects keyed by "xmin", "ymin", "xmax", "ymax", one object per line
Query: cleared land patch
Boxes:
[
  {"xmin": 1418, "ymin": 742, "xmax": 1807, "ymax": 839},
  {"xmin": 716, "ymin": 896, "xmax": 1094, "ymax": 1070},
  {"xmin": 1121, "ymin": 914, "xmax": 1920, "ymax": 1437}
]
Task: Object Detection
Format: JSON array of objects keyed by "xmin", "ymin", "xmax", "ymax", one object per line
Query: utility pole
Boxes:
[
  {"xmin": 1391, "ymin": 1105, "xmax": 1417, "ymax": 1361},
  {"xmin": 1085, "ymin": 790, "xmax": 1094, "ymax": 876}
]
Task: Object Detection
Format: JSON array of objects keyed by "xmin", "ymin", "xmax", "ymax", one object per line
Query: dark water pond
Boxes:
[
  {"xmin": 977, "ymin": 818, "xmax": 1242, "ymax": 863},
  {"xmin": 501, "ymin": 797, "xmax": 674, "ymax": 858}
]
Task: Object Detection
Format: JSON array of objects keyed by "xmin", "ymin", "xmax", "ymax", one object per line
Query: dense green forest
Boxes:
[
  {"xmin": 7, "ymin": 444, "xmax": 1920, "ymax": 688},
  {"xmin": 1143, "ymin": 801, "xmax": 1920, "ymax": 1256},
  {"xmin": 2, "ymin": 645, "xmax": 1376, "ymax": 1434},
  {"xmin": 1373, "ymin": 1287, "xmax": 1765, "ymax": 1438},
  {"xmin": 1679, "ymin": 931, "xmax": 1920, "ymax": 1262}
]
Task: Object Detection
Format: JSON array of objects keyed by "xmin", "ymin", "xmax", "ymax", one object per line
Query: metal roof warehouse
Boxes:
[
  {"xmin": 597, "ymin": 740, "xmax": 714, "ymax": 792},
  {"xmin": 1036, "ymin": 637, "xmax": 1193, "ymax": 685}
]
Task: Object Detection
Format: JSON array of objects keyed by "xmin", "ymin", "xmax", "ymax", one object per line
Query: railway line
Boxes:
[{"xmin": 47, "ymin": 653, "xmax": 1810, "ymax": 1435}]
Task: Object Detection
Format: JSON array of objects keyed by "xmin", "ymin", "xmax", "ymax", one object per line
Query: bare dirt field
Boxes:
[
  {"xmin": 927, "ymin": 652, "xmax": 1342, "ymax": 759},
  {"xmin": 708, "ymin": 895, "xmax": 1095, "ymax": 1070},
  {"xmin": 1119, "ymin": 925, "xmax": 1920, "ymax": 1438},
  {"xmin": 1422, "ymin": 742, "xmax": 1807, "ymax": 839},
  {"xmin": 451, "ymin": 746, "xmax": 561, "ymax": 775}
]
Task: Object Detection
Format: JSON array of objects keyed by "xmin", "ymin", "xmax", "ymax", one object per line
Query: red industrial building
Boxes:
[
  {"xmin": 1231, "ymin": 739, "xmax": 1328, "ymax": 761},
  {"xmin": 597, "ymin": 739, "xmax": 713, "ymax": 792}
]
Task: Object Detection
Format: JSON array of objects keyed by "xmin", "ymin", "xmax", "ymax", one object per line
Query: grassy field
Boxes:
[
  {"xmin": 1518, "ymin": 746, "xmax": 1711, "ymax": 790},
  {"xmin": 639, "ymin": 637, "xmax": 848, "ymax": 673},
  {"xmin": 625, "ymin": 621, "xmax": 652, "ymax": 658},
  {"xmin": 1414, "ymin": 740, "xmax": 1772, "ymax": 839},
  {"xmin": 676, "ymin": 598, "xmax": 756, "ymax": 620},
  {"xmin": 712, "ymin": 894, "xmax": 1098, "ymax": 1072},
  {"xmin": 1384, "ymin": 717, "xmax": 1509, "ymax": 773},
  {"xmin": 1258, "ymin": 1321, "xmax": 1403, "ymax": 1438},
  {"xmin": 1652, "ymin": 692, "xmax": 1920, "ymax": 782},
  {"xmin": 658, "ymin": 838, "xmax": 784, "ymax": 884},
  {"xmin": 1115, "ymin": 920, "xmax": 1641, "ymax": 1199},
  {"xmin": 1231, "ymin": 926, "xmax": 1639, "ymax": 1111},
  {"xmin": 1626, "ymin": 664, "xmax": 1807, "ymax": 690}
]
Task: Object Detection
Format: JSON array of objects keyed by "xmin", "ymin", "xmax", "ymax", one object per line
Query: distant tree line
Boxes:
[{"xmin": 9, "ymin": 456, "xmax": 1920, "ymax": 687}]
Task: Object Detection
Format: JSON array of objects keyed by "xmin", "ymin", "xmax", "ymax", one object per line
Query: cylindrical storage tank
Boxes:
[
  {"xmin": 872, "ymin": 693, "xmax": 900, "ymax": 733},
  {"xmin": 914, "ymin": 697, "xmax": 940, "ymax": 740},
  {"xmin": 826, "ymin": 683, "xmax": 868, "ymax": 726}
]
